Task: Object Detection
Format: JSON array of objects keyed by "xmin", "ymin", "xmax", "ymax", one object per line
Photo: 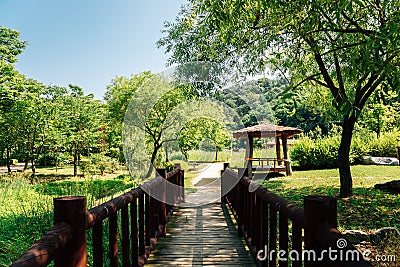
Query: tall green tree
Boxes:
[
  {"xmin": 0, "ymin": 26, "xmax": 27, "ymax": 172},
  {"xmin": 179, "ymin": 117, "xmax": 231, "ymax": 160},
  {"xmin": 59, "ymin": 85, "xmax": 103, "ymax": 176},
  {"xmin": 159, "ymin": 0, "xmax": 400, "ymax": 197}
]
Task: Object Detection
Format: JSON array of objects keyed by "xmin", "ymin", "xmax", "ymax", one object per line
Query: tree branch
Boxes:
[{"xmin": 304, "ymin": 35, "xmax": 343, "ymax": 103}]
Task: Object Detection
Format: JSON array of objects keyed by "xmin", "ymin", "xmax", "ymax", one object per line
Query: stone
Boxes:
[
  {"xmin": 343, "ymin": 230, "xmax": 369, "ymax": 244},
  {"xmin": 363, "ymin": 156, "xmax": 399, "ymax": 166},
  {"xmin": 374, "ymin": 180, "xmax": 400, "ymax": 193},
  {"xmin": 370, "ymin": 227, "xmax": 400, "ymax": 245}
]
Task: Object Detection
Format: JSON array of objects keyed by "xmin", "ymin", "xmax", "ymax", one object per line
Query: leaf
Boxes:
[{"xmin": 353, "ymin": 0, "xmax": 365, "ymax": 7}]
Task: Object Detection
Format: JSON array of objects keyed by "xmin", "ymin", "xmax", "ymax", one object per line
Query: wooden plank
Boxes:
[{"xmin": 146, "ymin": 203, "xmax": 256, "ymax": 266}]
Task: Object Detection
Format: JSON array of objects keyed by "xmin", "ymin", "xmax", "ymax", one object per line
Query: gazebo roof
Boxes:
[{"xmin": 232, "ymin": 122, "xmax": 303, "ymax": 139}]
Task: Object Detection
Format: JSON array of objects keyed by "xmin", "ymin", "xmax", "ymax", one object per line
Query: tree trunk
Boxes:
[
  {"xmin": 30, "ymin": 157, "xmax": 36, "ymax": 182},
  {"xmin": 338, "ymin": 116, "xmax": 356, "ymax": 198},
  {"xmin": 24, "ymin": 157, "xmax": 29, "ymax": 170},
  {"xmin": 165, "ymin": 143, "xmax": 169, "ymax": 162},
  {"xmin": 73, "ymin": 149, "xmax": 78, "ymax": 177},
  {"xmin": 145, "ymin": 144, "xmax": 162, "ymax": 178},
  {"xmin": 6, "ymin": 146, "xmax": 11, "ymax": 173}
]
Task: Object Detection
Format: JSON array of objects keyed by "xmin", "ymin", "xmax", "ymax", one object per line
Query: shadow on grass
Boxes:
[{"xmin": 35, "ymin": 173, "xmax": 73, "ymax": 182}]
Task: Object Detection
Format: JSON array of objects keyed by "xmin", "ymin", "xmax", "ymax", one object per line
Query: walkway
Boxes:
[
  {"xmin": 146, "ymin": 203, "xmax": 255, "ymax": 266},
  {"xmin": 146, "ymin": 163, "xmax": 256, "ymax": 266}
]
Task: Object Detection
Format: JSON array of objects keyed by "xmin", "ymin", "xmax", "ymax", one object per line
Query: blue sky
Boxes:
[{"xmin": 0, "ymin": 0, "xmax": 185, "ymax": 99}]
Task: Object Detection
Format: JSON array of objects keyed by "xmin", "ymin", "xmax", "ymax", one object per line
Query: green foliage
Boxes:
[
  {"xmin": 163, "ymin": 161, "xmax": 174, "ymax": 172},
  {"xmin": 169, "ymin": 152, "xmax": 187, "ymax": 161},
  {"xmin": 0, "ymin": 171, "xmax": 134, "ymax": 266},
  {"xmin": 179, "ymin": 117, "xmax": 231, "ymax": 158},
  {"xmin": 37, "ymin": 154, "xmax": 57, "ymax": 166},
  {"xmin": 369, "ymin": 130, "xmax": 400, "ymax": 157},
  {"xmin": 91, "ymin": 153, "xmax": 108, "ymax": 175},
  {"xmin": 171, "ymin": 159, "xmax": 189, "ymax": 172},
  {"xmin": 0, "ymin": 26, "xmax": 26, "ymax": 64},
  {"xmin": 263, "ymin": 165, "xmax": 400, "ymax": 231},
  {"xmin": 292, "ymin": 135, "xmax": 341, "ymax": 169},
  {"xmin": 79, "ymin": 159, "xmax": 93, "ymax": 177},
  {"xmin": 104, "ymin": 72, "xmax": 154, "ymax": 123},
  {"xmin": 160, "ymin": 0, "xmax": 400, "ymax": 197},
  {"xmin": 8, "ymin": 159, "xmax": 18, "ymax": 165},
  {"xmin": 292, "ymin": 128, "xmax": 400, "ymax": 169}
]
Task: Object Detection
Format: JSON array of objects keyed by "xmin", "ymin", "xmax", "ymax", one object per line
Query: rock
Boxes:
[
  {"xmin": 374, "ymin": 180, "xmax": 400, "ymax": 193},
  {"xmin": 370, "ymin": 227, "xmax": 400, "ymax": 245},
  {"xmin": 343, "ymin": 230, "xmax": 369, "ymax": 244},
  {"xmin": 363, "ymin": 156, "xmax": 399, "ymax": 166}
]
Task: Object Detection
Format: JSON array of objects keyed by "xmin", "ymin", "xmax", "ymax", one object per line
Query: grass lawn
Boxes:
[{"xmin": 262, "ymin": 165, "xmax": 400, "ymax": 231}]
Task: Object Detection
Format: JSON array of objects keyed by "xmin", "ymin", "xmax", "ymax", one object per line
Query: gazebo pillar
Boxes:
[
  {"xmin": 275, "ymin": 136, "xmax": 282, "ymax": 165},
  {"xmin": 245, "ymin": 135, "xmax": 253, "ymax": 178},
  {"xmin": 282, "ymin": 135, "xmax": 292, "ymax": 176}
]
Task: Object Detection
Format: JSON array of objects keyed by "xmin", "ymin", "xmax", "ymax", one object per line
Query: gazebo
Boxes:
[{"xmin": 232, "ymin": 122, "xmax": 303, "ymax": 177}]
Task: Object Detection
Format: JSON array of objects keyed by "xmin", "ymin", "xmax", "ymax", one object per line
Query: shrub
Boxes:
[
  {"xmin": 37, "ymin": 154, "xmax": 57, "ymax": 166},
  {"xmin": 91, "ymin": 154, "xmax": 108, "ymax": 175},
  {"xmin": 169, "ymin": 152, "xmax": 187, "ymax": 161},
  {"xmin": 79, "ymin": 159, "xmax": 93, "ymax": 177},
  {"xmin": 369, "ymin": 130, "xmax": 400, "ymax": 157},
  {"xmin": 292, "ymin": 135, "xmax": 341, "ymax": 169},
  {"xmin": 291, "ymin": 133, "xmax": 372, "ymax": 169},
  {"xmin": 171, "ymin": 160, "xmax": 189, "ymax": 172},
  {"xmin": 164, "ymin": 161, "xmax": 175, "ymax": 172},
  {"xmin": 9, "ymin": 159, "xmax": 18, "ymax": 165}
]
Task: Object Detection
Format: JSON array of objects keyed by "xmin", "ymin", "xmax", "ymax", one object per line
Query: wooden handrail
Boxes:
[
  {"xmin": 11, "ymin": 167, "xmax": 185, "ymax": 267},
  {"xmin": 10, "ymin": 222, "xmax": 73, "ymax": 267},
  {"xmin": 221, "ymin": 167, "xmax": 372, "ymax": 267}
]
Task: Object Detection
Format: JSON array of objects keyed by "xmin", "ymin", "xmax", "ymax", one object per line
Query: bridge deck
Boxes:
[{"xmin": 146, "ymin": 202, "xmax": 256, "ymax": 266}]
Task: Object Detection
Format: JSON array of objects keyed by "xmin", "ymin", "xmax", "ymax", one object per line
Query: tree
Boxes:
[
  {"xmin": 179, "ymin": 117, "xmax": 231, "ymax": 160},
  {"xmin": 104, "ymin": 72, "xmax": 155, "ymax": 163},
  {"xmin": 123, "ymin": 75, "xmax": 188, "ymax": 178},
  {"xmin": 0, "ymin": 26, "xmax": 27, "ymax": 172},
  {"xmin": 159, "ymin": 0, "xmax": 400, "ymax": 197},
  {"xmin": 59, "ymin": 85, "xmax": 103, "ymax": 176}
]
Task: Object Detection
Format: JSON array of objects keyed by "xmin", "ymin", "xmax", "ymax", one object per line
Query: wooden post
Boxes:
[
  {"xmin": 53, "ymin": 196, "xmax": 87, "ymax": 267},
  {"xmin": 304, "ymin": 196, "xmax": 337, "ymax": 267},
  {"xmin": 282, "ymin": 135, "xmax": 292, "ymax": 176},
  {"xmin": 220, "ymin": 163, "xmax": 229, "ymax": 202},
  {"xmin": 275, "ymin": 136, "xmax": 282, "ymax": 165},
  {"xmin": 245, "ymin": 135, "xmax": 254, "ymax": 178},
  {"xmin": 157, "ymin": 168, "xmax": 167, "ymax": 237}
]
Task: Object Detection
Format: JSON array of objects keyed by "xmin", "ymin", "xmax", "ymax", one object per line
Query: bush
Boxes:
[
  {"xmin": 169, "ymin": 152, "xmax": 187, "ymax": 161},
  {"xmin": 37, "ymin": 154, "xmax": 57, "ymax": 166},
  {"xmin": 9, "ymin": 159, "xmax": 18, "ymax": 165},
  {"xmin": 164, "ymin": 161, "xmax": 175, "ymax": 172},
  {"xmin": 369, "ymin": 130, "xmax": 400, "ymax": 157},
  {"xmin": 291, "ymin": 133, "xmax": 372, "ymax": 169},
  {"xmin": 91, "ymin": 154, "xmax": 108, "ymax": 175},
  {"xmin": 79, "ymin": 159, "xmax": 93, "ymax": 177},
  {"xmin": 292, "ymin": 135, "xmax": 341, "ymax": 169},
  {"xmin": 171, "ymin": 160, "xmax": 189, "ymax": 172}
]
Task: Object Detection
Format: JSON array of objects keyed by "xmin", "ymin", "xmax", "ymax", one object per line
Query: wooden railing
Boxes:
[
  {"xmin": 246, "ymin": 158, "xmax": 286, "ymax": 170},
  {"xmin": 221, "ymin": 166, "xmax": 372, "ymax": 267},
  {"xmin": 11, "ymin": 167, "xmax": 184, "ymax": 267}
]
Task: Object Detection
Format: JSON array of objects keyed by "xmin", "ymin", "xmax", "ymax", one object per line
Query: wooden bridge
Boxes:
[
  {"xmin": 11, "ymin": 164, "xmax": 372, "ymax": 267},
  {"xmin": 146, "ymin": 203, "xmax": 255, "ymax": 266}
]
